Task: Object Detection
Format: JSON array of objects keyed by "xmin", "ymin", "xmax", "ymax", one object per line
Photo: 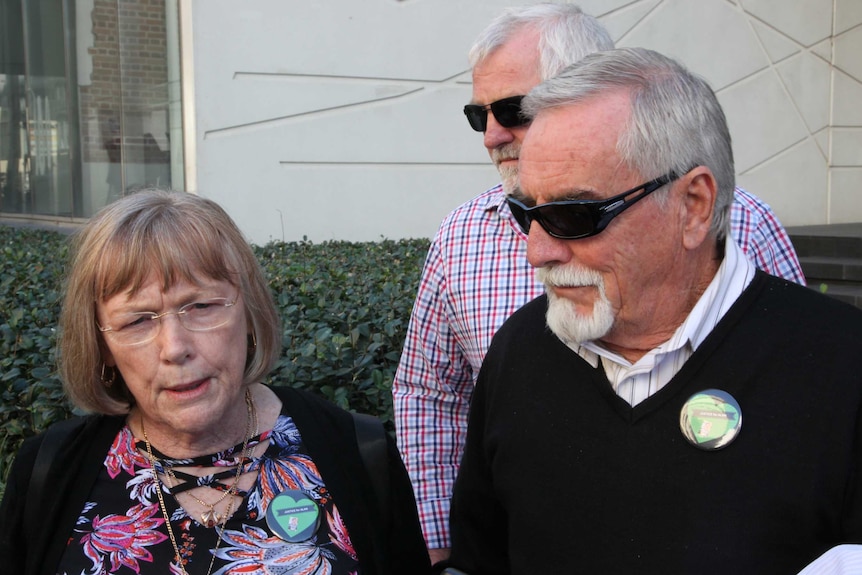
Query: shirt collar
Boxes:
[
  {"xmin": 575, "ymin": 238, "xmax": 756, "ymax": 367},
  {"xmin": 484, "ymin": 182, "xmax": 528, "ymax": 240},
  {"xmin": 677, "ymin": 237, "xmax": 756, "ymax": 352},
  {"xmin": 478, "ymin": 182, "xmax": 506, "ymax": 213}
]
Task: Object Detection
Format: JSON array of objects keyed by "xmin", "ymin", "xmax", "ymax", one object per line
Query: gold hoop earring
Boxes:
[{"xmin": 100, "ymin": 364, "xmax": 117, "ymax": 388}]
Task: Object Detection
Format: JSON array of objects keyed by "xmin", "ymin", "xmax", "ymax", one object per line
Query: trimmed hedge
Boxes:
[{"xmin": 0, "ymin": 224, "xmax": 429, "ymax": 496}]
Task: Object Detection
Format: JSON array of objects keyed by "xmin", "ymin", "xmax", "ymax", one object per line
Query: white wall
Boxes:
[{"xmin": 191, "ymin": 0, "xmax": 862, "ymax": 245}]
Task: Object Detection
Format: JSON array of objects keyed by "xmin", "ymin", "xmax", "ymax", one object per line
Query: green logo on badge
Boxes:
[
  {"xmin": 680, "ymin": 389, "xmax": 742, "ymax": 450},
  {"xmin": 266, "ymin": 490, "xmax": 321, "ymax": 542}
]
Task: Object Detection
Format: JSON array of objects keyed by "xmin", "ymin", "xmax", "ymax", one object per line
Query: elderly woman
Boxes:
[{"xmin": 0, "ymin": 189, "xmax": 430, "ymax": 575}]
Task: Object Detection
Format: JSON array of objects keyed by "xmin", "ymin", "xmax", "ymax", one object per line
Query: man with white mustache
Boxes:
[
  {"xmin": 446, "ymin": 47, "xmax": 862, "ymax": 575},
  {"xmin": 393, "ymin": 3, "xmax": 806, "ymax": 564}
]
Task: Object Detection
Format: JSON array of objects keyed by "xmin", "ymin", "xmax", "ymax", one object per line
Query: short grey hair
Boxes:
[
  {"xmin": 468, "ymin": 3, "xmax": 614, "ymax": 81},
  {"xmin": 522, "ymin": 47, "xmax": 735, "ymax": 240}
]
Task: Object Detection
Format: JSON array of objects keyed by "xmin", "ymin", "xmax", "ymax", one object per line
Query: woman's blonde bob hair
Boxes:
[{"xmin": 59, "ymin": 188, "xmax": 280, "ymax": 415}]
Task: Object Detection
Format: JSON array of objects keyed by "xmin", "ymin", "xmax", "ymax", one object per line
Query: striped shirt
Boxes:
[
  {"xmin": 797, "ymin": 545, "xmax": 862, "ymax": 575},
  {"xmin": 578, "ymin": 238, "xmax": 756, "ymax": 406},
  {"xmin": 392, "ymin": 182, "xmax": 805, "ymax": 549}
]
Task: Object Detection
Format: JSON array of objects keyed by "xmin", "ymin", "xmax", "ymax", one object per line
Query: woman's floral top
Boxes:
[{"xmin": 55, "ymin": 414, "xmax": 359, "ymax": 574}]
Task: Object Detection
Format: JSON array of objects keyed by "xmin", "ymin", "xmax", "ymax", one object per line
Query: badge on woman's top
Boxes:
[{"xmin": 266, "ymin": 490, "xmax": 321, "ymax": 542}]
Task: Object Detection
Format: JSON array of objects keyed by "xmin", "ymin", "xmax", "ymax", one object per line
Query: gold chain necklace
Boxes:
[
  {"xmin": 142, "ymin": 388, "xmax": 257, "ymax": 575},
  {"xmin": 163, "ymin": 395, "xmax": 258, "ymax": 528}
]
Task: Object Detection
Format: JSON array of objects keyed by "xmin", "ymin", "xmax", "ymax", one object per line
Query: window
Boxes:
[{"xmin": 0, "ymin": 0, "xmax": 183, "ymax": 220}]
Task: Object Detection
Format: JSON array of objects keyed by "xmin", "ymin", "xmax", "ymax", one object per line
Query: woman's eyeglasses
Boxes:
[
  {"xmin": 507, "ymin": 170, "xmax": 685, "ymax": 240},
  {"xmin": 98, "ymin": 297, "xmax": 238, "ymax": 346},
  {"xmin": 463, "ymin": 95, "xmax": 528, "ymax": 132}
]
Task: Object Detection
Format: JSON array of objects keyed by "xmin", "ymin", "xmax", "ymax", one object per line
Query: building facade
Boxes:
[{"xmin": 1, "ymin": 0, "xmax": 860, "ymax": 244}]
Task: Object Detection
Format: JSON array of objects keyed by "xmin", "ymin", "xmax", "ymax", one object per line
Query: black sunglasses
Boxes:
[
  {"xmin": 507, "ymin": 170, "xmax": 685, "ymax": 240},
  {"xmin": 463, "ymin": 95, "xmax": 528, "ymax": 132}
]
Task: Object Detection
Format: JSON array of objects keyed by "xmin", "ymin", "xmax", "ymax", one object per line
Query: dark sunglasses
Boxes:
[
  {"xmin": 507, "ymin": 170, "xmax": 685, "ymax": 240},
  {"xmin": 463, "ymin": 95, "xmax": 528, "ymax": 132}
]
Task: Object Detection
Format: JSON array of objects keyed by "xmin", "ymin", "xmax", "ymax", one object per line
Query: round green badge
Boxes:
[
  {"xmin": 679, "ymin": 389, "xmax": 742, "ymax": 450},
  {"xmin": 266, "ymin": 490, "xmax": 321, "ymax": 542}
]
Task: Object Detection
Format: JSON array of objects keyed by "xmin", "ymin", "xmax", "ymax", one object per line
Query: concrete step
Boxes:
[
  {"xmin": 803, "ymin": 280, "xmax": 862, "ymax": 310},
  {"xmin": 787, "ymin": 223, "xmax": 862, "ymax": 310},
  {"xmin": 788, "ymin": 223, "xmax": 862, "ymax": 258},
  {"xmin": 797, "ymin": 255, "xmax": 862, "ymax": 283}
]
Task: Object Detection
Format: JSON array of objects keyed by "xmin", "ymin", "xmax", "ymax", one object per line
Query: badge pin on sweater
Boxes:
[{"xmin": 680, "ymin": 389, "xmax": 742, "ymax": 450}]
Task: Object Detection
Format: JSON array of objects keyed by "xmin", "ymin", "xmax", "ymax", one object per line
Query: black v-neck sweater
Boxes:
[{"xmin": 450, "ymin": 271, "xmax": 862, "ymax": 575}]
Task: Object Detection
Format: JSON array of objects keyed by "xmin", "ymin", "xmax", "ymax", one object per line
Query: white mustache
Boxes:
[
  {"xmin": 536, "ymin": 265, "xmax": 604, "ymax": 289},
  {"xmin": 491, "ymin": 143, "xmax": 520, "ymax": 165}
]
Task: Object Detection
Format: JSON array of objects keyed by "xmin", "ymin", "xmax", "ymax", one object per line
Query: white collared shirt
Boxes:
[{"xmin": 571, "ymin": 239, "xmax": 756, "ymax": 406}]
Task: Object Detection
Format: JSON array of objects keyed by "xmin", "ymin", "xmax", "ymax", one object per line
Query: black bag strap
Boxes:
[
  {"xmin": 351, "ymin": 412, "xmax": 390, "ymax": 525},
  {"xmin": 24, "ymin": 417, "xmax": 86, "ymax": 542}
]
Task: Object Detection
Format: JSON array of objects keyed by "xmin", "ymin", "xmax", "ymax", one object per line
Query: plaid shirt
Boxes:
[{"xmin": 393, "ymin": 183, "xmax": 805, "ymax": 549}]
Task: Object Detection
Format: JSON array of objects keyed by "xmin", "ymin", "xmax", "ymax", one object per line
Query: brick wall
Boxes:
[{"xmin": 79, "ymin": 0, "xmax": 170, "ymax": 165}]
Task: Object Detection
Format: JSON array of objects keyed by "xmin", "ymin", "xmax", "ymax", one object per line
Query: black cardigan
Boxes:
[{"xmin": 0, "ymin": 385, "xmax": 430, "ymax": 575}]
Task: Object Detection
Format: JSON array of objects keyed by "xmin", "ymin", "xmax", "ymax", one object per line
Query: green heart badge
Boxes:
[
  {"xmin": 266, "ymin": 490, "xmax": 321, "ymax": 542},
  {"xmin": 679, "ymin": 389, "xmax": 742, "ymax": 450}
]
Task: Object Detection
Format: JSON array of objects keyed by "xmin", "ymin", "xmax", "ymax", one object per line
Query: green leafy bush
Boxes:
[
  {"xmin": 259, "ymin": 239, "xmax": 428, "ymax": 426},
  {"xmin": 0, "ymin": 225, "xmax": 429, "ymax": 497},
  {"xmin": 0, "ymin": 226, "xmax": 69, "ymax": 499}
]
